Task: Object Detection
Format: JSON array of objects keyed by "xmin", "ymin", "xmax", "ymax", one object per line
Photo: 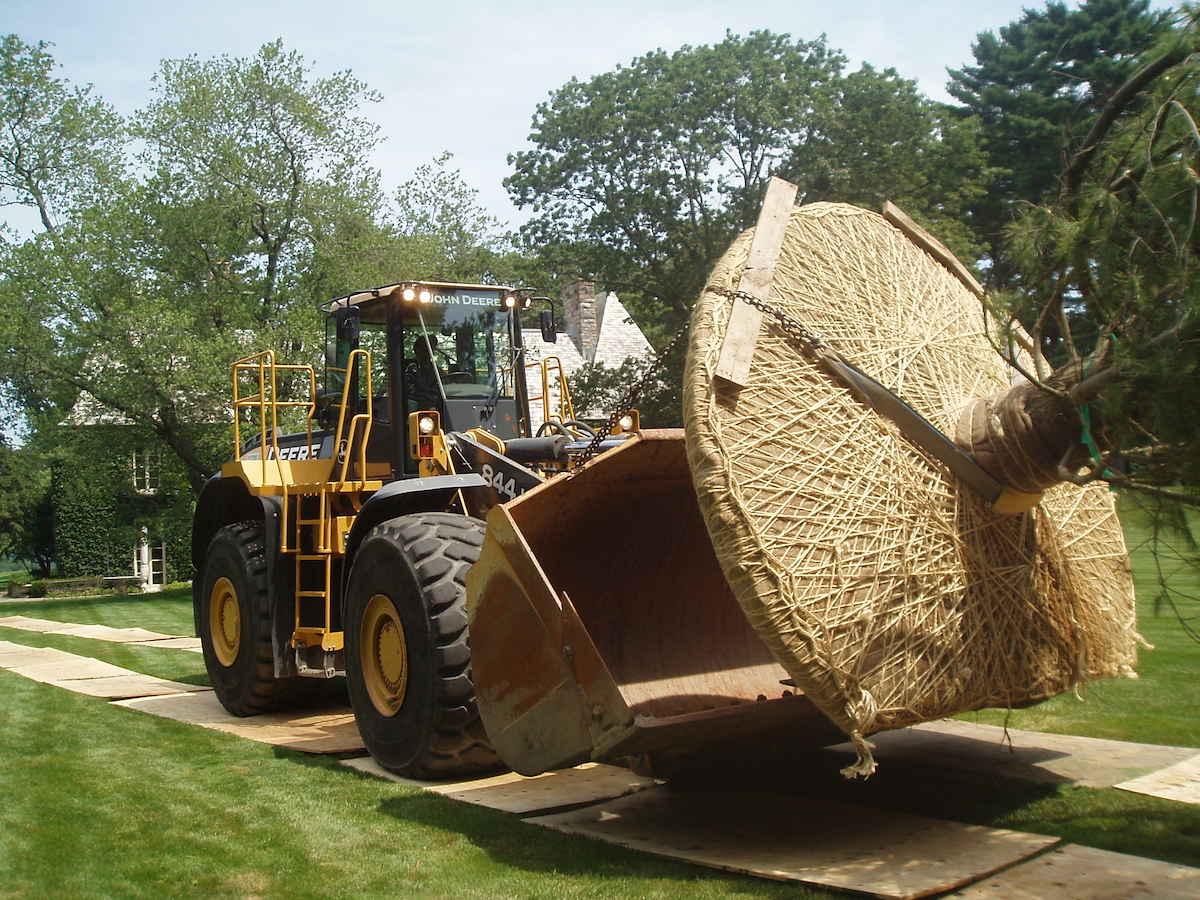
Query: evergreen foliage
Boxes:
[
  {"xmin": 1001, "ymin": 6, "xmax": 1200, "ymax": 504},
  {"xmin": 947, "ymin": 0, "xmax": 1171, "ymax": 277},
  {"xmin": 507, "ymin": 31, "xmax": 993, "ymax": 340}
]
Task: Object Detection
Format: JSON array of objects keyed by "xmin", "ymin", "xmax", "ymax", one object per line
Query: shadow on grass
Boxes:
[
  {"xmin": 372, "ymin": 789, "xmax": 804, "ymax": 895},
  {"xmin": 706, "ymin": 748, "xmax": 1061, "ymax": 821}
]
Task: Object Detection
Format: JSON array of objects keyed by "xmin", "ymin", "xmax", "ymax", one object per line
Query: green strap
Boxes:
[{"xmin": 1078, "ymin": 352, "xmax": 1112, "ymax": 479}]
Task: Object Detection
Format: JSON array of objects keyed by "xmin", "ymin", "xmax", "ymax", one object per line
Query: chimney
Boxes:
[{"xmin": 562, "ymin": 279, "xmax": 600, "ymax": 363}]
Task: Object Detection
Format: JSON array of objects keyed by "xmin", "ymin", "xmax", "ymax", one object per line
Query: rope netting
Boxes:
[{"xmin": 683, "ymin": 203, "xmax": 1137, "ymax": 775}]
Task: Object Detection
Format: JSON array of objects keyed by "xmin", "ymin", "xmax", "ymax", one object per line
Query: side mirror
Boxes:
[
  {"xmin": 335, "ymin": 304, "xmax": 361, "ymax": 347},
  {"xmin": 539, "ymin": 307, "xmax": 558, "ymax": 344}
]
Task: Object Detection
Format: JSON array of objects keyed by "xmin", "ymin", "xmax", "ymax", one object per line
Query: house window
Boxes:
[{"xmin": 132, "ymin": 448, "xmax": 161, "ymax": 495}]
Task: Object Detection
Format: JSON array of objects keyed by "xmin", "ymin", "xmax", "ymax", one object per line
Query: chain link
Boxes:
[
  {"xmin": 721, "ymin": 289, "xmax": 828, "ymax": 356},
  {"xmin": 572, "ymin": 290, "xmax": 827, "ymax": 466},
  {"xmin": 575, "ymin": 319, "xmax": 691, "ymax": 466}
]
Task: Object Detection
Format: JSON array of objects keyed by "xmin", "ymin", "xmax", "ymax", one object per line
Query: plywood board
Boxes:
[
  {"xmin": 529, "ymin": 782, "xmax": 1058, "ymax": 900},
  {"xmin": 714, "ymin": 177, "xmax": 799, "ymax": 387},
  {"xmin": 54, "ymin": 624, "xmax": 176, "ymax": 642},
  {"xmin": 829, "ymin": 720, "xmax": 1198, "ymax": 788},
  {"xmin": 948, "ymin": 844, "xmax": 1200, "ymax": 899},
  {"xmin": 52, "ymin": 674, "xmax": 209, "ymax": 699},
  {"xmin": 0, "ymin": 617, "xmax": 183, "ymax": 644},
  {"xmin": 136, "ymin": 637, "xmax": 203, "ymax": 651},
  {"xmin": 115, "ymin": 692, "xmax": 365, "ymax": 753},
  {"xmin": 0, "ymin": 643, "xmax": 80, "ymax": 667},
  {"xmin": 1116, "ymin": 753, "xmax": 1200, "ymax": 804},
  {"xmin": 0, "ymin": 616, "xmax": 80, "ymax": 633},
  {"xmin": 10, "ymin": 657, "xmax": 133, "ymax": 682},
  {"xmin": 343, "ymin": 757, "xmax": 657, "ymax": 815}
]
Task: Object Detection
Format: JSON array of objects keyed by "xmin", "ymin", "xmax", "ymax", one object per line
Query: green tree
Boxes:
[
  {"xmin": 0, "ymin": 34, "xmax": 124, "ymax": 233},
  {"xmin": 973, "ymin": 8, "xmax": 1200, "ymax": 510},
  {"xmin": 0, "ymin": 41, "xmax": 393, "ymax": 494},
  {"xmin": 137, "ymin": 39, "xmax": 386, "ymax": 329},
  {"xmin": 507, "ymin": 31, "xmax": 993, "ymax": 339},
  {"xmin": 947, "ymin": 0, "xmax": 1171, "ymax": 276},
  {"xmin": 390, "ymin": 152, "xmax": 525, "ymax": 285},
  {"xmin": 0, "ymin": 436, "xmax": 53, "ymax": 572},
  {"xmin": 507, "ymin": 31, "xmax": 842, "ymax": 330},
  {"xmin": 785, "ymin": 63, "xmax": 993, "ymax": 265}
]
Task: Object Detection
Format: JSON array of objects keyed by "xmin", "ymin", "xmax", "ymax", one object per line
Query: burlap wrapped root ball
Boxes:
[{"xmin": 683, "ymin": 202, "xmax": 1137, "ymax": 776}]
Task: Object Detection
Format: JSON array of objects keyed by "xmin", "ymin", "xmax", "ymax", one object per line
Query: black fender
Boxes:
[{"xmin": 340, "ymin": 473, "xmax": 489, "ymax": 600}]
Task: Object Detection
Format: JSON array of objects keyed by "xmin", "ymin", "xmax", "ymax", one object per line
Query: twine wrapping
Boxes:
[{"xmin": 683, "ymin": 203, "xmax": 1137, "ymax": 776}]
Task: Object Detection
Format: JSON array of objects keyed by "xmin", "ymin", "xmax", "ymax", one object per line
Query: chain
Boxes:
[
  {"xmin": 576, "ymin": 319, "xmax": 692, "ymax": 466},
  {"xmin": 572, "ymin": 290, "xmax": 829, "ymax": 466},
  {"xmin": 721, "ymin": 289, "xmax": 828, "ymax": 357}
]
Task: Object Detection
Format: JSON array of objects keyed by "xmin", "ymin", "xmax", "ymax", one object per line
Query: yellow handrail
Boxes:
[
  {"xmin": 230, "ymin": 351, "xmax": 318, "ymax": 488},
  {"xmin": 525, "ymin": 355, "xmax": 576, "ymax": 429}
]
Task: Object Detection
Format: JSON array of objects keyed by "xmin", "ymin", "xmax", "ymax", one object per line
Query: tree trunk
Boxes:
[{"xmin": 956, "ymin": 361, "xmax": 1099, "ymax": 494}]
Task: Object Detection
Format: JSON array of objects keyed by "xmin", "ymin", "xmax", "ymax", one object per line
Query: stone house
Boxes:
[{"xmin": 522, "ymin": 279, "xmax": 654, "ymax": 429}]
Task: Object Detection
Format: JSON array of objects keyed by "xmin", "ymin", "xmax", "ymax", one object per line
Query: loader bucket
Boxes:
[{"xmin": 466, "ymin": 429, "xmax": 844, "ymax": 776}]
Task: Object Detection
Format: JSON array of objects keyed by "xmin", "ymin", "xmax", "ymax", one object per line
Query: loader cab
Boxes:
[{"xmin": 323, "ymin": 281, "xmax": 535, "ymax": 477}]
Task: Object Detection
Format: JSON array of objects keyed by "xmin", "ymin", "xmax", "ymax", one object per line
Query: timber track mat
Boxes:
[
  {"xmin": 0, "ymin": 614, "xmax": 202, "ymax": 649},
  {"xmin": 0, "ymin": 638, "xmax": 207, "ymax": 699}
]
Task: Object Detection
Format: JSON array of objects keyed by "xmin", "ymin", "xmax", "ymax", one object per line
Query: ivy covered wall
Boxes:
[{"xmin": 51, "ymin": 426, "xmax": 197, "ymax": 581}]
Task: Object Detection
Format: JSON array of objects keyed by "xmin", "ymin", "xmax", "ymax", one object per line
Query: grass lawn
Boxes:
[{"xmin": 0, "ymin": 497, "xmax": 1198, "ymax": 899}]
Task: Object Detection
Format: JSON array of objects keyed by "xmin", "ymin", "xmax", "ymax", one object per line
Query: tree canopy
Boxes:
[
  {"xmin": 947, "ymin": 0, "xmax": 1171, "ymax": 277},
  {"xmin": 507, "ymin": 31, "xmax": 993, "ymax": 337},
  {"xmin": 0, "ymin": 39, "xmax": 517, "ymax": 498},
  {"xmin": 997, "ymin": 7, "xmax": 1200, "ymax": 504}
]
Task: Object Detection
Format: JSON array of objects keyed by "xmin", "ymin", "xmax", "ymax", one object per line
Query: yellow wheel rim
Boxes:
[
  {"xmin": 362, "ymin": 594, "xmax": 407, "ymax": 718},
  {"xmin": 209, "ymin": 576, "xmax": 241, "ymax": 667}
]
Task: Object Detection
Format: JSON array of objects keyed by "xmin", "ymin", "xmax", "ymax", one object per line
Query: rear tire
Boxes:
[
  {"xmin": 196, "ymin": 521, "xmax": 318, "ymax": 716},
  {"xmin": 344, "ymin": 512, "xmax": 501, "ymax": 779}
]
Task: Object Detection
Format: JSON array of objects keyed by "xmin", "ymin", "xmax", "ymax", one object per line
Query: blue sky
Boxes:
[{"xmin": 3, "ymin": 0, "xmax": 1177, "ymax": 228}]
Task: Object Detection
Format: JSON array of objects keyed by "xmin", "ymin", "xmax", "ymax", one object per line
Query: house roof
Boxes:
[{"xmin": 522, "ymin": 291, "xmax": 654, "ymax": 428}]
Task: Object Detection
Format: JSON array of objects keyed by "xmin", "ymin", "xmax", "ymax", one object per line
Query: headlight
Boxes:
[
  {"xmin": 418, "ymin": 415, "xmax": 436, "ymax": 435},
  {"xmin": 618, "ymin": 415, "xmax": 635, "ymax": 432}
]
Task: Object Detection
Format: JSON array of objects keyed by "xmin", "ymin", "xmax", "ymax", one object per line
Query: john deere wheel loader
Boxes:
[
  {"xmin": 194, "ymin": 276, "xmax": 844, "ymax": 782},
  {"xmin": 192, "ymin": 281, "xmax": 637, "ymax": 778}
]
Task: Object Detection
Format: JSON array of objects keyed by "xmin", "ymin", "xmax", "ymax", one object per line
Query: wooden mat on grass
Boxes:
[
  {"xmin": 0, "ymin": 616, "xmax": 201, "ymax": 650},
  {"xmin": 115, "ymin": 691, "xmax": 365, "ymax": 754},
  {"xmin": 0, "ymin": 639, "xmax": 208, "ymax": 699},
  {"xmin": 949, "ymin": 844, "xmax": 1200, "ymax": 899},
  {"xmin": 343, "ymin": 757, "xmax": 656, "ymax": 815},
  {"xmin": 830, "ymin": 720, "xmax": 1199, "ymax": 789},
  {"xmin": 1116, "ymin": 754, "xmax": 1200, "ymax": 805},
  {"xmin": 529, "ymin": 781, "xmax": 1058, "ymax": 900}
]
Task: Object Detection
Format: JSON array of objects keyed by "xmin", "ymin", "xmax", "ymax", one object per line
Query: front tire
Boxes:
[
  {"xmin": 196, "ymin": 521, "xmax": 316, "ymax": 716},
  {"xmin": 344, "ymin": 512, "xmax": 501, "ymax": 779}
]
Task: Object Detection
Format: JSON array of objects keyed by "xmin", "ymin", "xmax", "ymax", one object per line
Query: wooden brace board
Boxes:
[
  {"xmin": 714, "ymin": 176, "xmax": 799, "ymax": 387},
  {"xmin": 881, "ymin": 202, "xmax": 984, "ymax": 298}
]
